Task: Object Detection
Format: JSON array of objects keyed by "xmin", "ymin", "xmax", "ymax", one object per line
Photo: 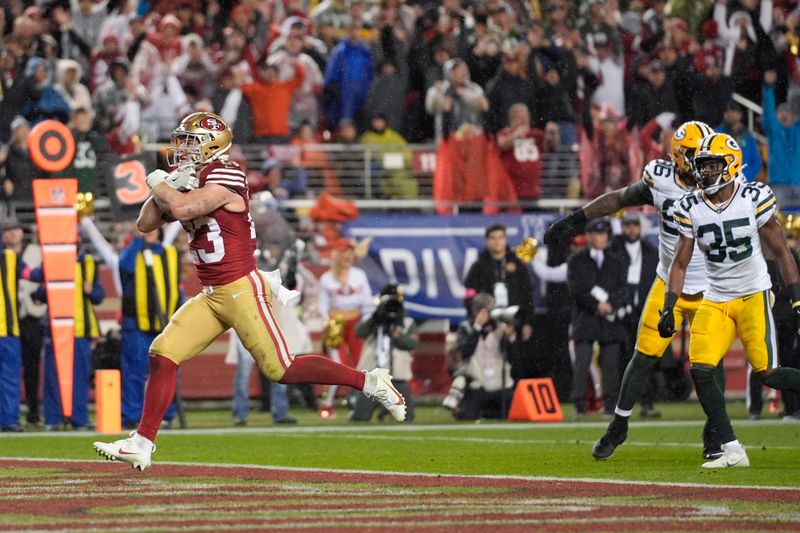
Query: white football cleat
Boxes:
[
  {"xmin": 93, "ymin": 432, "xmax": 155, "ymax": 472},
  {"xmin": 365, "ymin": 368, "xmax": 407, "ymax": 422},
  {"xmin": 701, "ymin": 443, "xmax": 750, "ymax": 469}
]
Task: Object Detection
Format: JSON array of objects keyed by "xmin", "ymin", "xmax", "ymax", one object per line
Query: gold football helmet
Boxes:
[
  {"xmin": 693, "ymin": 132, "xmax": 742, "ymax": 195},
  {"xmin": 167, "ymin": 112, "xmax": 233, "ymax": 167},
  {"xmin": 671, "ymin": 120, "xmax": 714, "ymax": 188}
]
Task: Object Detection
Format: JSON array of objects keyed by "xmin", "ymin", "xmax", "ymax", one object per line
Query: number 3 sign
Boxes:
[{"xmin": 105, "ymin": 153, "xmax": 158, "ymax": 220}]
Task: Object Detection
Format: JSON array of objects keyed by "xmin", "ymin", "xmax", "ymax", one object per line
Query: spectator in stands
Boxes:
[
  {"xmin": 93, "ymin": 61, "xmax": 133, "ymax": 133},
  {"xmin": 90, "ymin": 34, "xmax": 124, "ymax": 93},
  {"xmin": 49, "ymin": 7, "xmax": 92, "ymax": 81},
  {"xmin": 359, "ymin": 114, "xmax": 418, "ymax": 199},
  {"xmin": 533, "ymin": 63, "xmax": 578, "ymax": 143},
  {"xmin": 70, "ymin": 107, "xmax": 110, "ymax": 196},
  {"xmin": 317, "ymin": 238, "xmax": 374, "ymax": 418},
  {"xmin": 464, "ymin": 223, "xmax": 534, "ymax": 325},
  {"xmin": 425, "ymin": 58, "xmax": 489, "ymax": 141},
  {"xmin": 21, "ymin": 57, "xmax": 72, "ymax": 125},
  {"xmin": 567, "ymin": 218, "xmax": 627, "ymax": 417},
  {"xmin": 258, "ymin": 157, "xmax": 308, "ymax": 200},
  {"xmin": 485, "ymin": 47, "xmax": 537, "ymax": 134},
  {"xmin": 212, "ymin": 66, "xmax": 254, "ymax": 144},
  {"xmin": 580, "ymin": 105, "xmax": 642, "ymax": 200},
  {"xmin": 268, "ymin": 31, "xmax": 324, "ymax": 130},
  {"xmin": 763, "ymin": 69, "xmax": 800, "ymax": 206},
  {"xmin": 139, "ymin": 61, "xmax": 190, "ymax": 142},
  {"xmin": 689, "ymin": 48, "xmax": 737, "ymax": 128},
  {"xmin": 627, "ymin": 60, "xmax": 679, "ymax": 128},
  {"xmin": 448, "ymin": 293, "xmax": 514, "ymax": 420},
  {"xmin": 71, "ymin": 0, "xmax": 108, "ymax": 51},
  {"xmin": 639, "ymin": 111, "xmax": 676, "ymax": 164},
  {"xmin": 353, "ymin": 283, "xmax": 417, "ymax": 422},
  {"xmin": 292, "ymin": 120, "xmax": 340, "ymax": 195},
  {"xmin": 173, "ymin": 33, "xmax": 217, "ymax": 102},
  {"xmin": 497, "ymin": 103, "xmax": 544, "ymax": 202},
  {"xmin": 716, "ymin": 100, "xmax": 762, "ymax": 182},
  {"xmin": 587, "ymin": 30, "xmax": 624, "ymax": 118},
  {"xmin": 54, "ymin": 59, "xmax": 91, "ymax": 119},
  {"xmin": 464, "ymin": 14, "xmax": 502, "ymax": 89},
  {"xmin": 269, "ymin": 17, "xmax": 329, "ymax": 67},
  {"xmin": 364, "ymin": 60, "xmax": 407, "ymax": 135},
  {"xmin": 323, "ymin": 22, "xmax": 372, "ymax": 129},
  {"xmin": 242, "ymin": 61, "xmax": 305, "ymax": 144},
  {"xmin": 311, "ymin": 0, "xmax": 352, "ymax": 32},
  {"xmin": 1, "ymin": 117, "xmax": 43, "ymax": 203}
]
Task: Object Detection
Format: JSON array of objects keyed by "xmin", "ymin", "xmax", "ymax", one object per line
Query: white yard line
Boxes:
[
  {"xmin": 1, "ymin": 418, "xmax": 797, "ymax": 438},
  {"xmin": 3, "ymin": 456, "xmax": 800, "ymax": 492}
]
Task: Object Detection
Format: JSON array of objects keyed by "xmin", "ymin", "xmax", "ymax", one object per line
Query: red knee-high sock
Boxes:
[
  {"xmin": 137, "ymin": 354, "xmax": 178, "ymax": 442},
  {"xmin": 279, "ymin": 355, "xmax": 366, "ymax": 390}
]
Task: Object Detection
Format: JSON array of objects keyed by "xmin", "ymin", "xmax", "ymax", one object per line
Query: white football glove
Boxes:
[
  {"xmin": 165, "ymin": 166, "xmax": 199, "ymax": 192},
  {"xmin": 146, "ymin": 169, "xmax": 169, "ymax": 190}
]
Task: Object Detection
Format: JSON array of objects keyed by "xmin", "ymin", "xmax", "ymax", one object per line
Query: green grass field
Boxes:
[{"xmin": 2, "ymin": 401, "xmax": 799, "ymax": 487}]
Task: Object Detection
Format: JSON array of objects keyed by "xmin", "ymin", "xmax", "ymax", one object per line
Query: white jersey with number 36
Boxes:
[
  {"xmin": 642, "ymin": 159, "xmax": 707, "ymax": 294},
  {"xmin": 673, "ymin": 180, "xmax": 776, "ymax": 302}
]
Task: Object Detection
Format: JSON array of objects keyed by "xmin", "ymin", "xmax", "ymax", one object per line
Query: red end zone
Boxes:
[{"xmin": 1, "ymin": 458, "xmax": 799, "ymax": 532}]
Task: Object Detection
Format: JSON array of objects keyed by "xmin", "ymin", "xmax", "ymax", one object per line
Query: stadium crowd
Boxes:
[
  {"xmin": 1, "ymin": 0, "xmax": 800, "ymax": 206},
  {"xmin": 2, "ymin": 0, "xmax": 800, "ymax": 430}
]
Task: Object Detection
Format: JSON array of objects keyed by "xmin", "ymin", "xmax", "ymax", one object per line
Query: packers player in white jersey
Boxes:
[
  {"xmin": 663, "ymin": 132, "xmax": 800, "ymax": 468},
  {"xmin": 544, "ymin": 121, "xmax": 725, "ymax": 460}
]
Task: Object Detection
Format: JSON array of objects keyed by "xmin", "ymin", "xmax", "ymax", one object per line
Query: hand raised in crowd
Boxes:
[
  {"xmin": 597, "ymin": 301, "xmax": 613, "ymax": 317},
  {"xmin": 474, "ymin": 308, "xmax": 490, "ymax": 328},
  {"xmin": 764, "ymin": 70, "xmax": 777, "ymax": 85}
]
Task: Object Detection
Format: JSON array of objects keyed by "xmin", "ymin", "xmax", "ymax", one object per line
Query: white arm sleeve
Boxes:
[
  {"xmin": 531, "ymin": 258, "xmax": 568, "ymax": 283},
  {"xmin": 80, "ymin": 217, "xmax": 122, "ymax": 295},
  {"xmin": 162, "ymin": 221, "xmax": 182, "ymax": 246},
  {"xmin": 219, "ymin": 88, "xmax": 243, "ymax": 128}
]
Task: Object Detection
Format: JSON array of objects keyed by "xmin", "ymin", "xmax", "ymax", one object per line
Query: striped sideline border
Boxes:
[{"xmin": 4, "ymin": 456, "xmax": 800, "ymax": 493}]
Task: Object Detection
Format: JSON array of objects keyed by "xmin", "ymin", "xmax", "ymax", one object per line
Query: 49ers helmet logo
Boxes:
[{"xmin": 200, "ymin": 117, "xmax": 224, "ymax": 131}]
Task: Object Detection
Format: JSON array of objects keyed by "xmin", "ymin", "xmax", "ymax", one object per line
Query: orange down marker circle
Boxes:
[{"xmin": 29, "ymin": 120, "xmax": 76, "ymax": 173}]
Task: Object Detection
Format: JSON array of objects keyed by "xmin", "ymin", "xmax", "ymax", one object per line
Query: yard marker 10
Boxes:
[{"xmin": 508, "ymin": 378, "xmax": 563, "ymax": 422}]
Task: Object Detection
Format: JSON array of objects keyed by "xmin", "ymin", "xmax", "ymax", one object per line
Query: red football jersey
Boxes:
[
  {"xmin": 181, "ymin": 159, "xmax": 257, "ymax": 286},
  {"xmin": 498, "ymin": 128, "xmax": 544, "ymax": 200}
]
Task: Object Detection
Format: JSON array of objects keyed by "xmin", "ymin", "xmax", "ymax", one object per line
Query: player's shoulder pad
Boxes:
[
  {"xmin": 202, "ymin": 159, "xmax": 247, "ymax": 189},
  {"xmin": 641, "ymin": 159, "xmax": 674, "ymax": 187}
]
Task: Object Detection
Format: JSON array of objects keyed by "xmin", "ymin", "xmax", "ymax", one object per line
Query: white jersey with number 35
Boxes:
[
  {"xmin": 673, "ymin": 180, "xmax": 776, "ymax": 302},
  {"xmin": 642, "ymin": 159, "xmax": 707, "ymax": 294}
]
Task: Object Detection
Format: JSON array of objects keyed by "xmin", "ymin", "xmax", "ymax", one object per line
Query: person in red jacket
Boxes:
[{"xmin": 240, "ymin": 62, "xmax": 305, "ymax": 144}]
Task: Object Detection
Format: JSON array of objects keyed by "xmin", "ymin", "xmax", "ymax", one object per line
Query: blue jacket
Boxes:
[
  {"xmin": 716, "ymin": 124, "xmax": 762, "ymax": 182},
  {"xmin": 324, "ymin": 39, "xmax": 373, "ymax": 125},
  {"xmin": 763, "ymin": 85, "xmax": 800, "ymax": 186}
]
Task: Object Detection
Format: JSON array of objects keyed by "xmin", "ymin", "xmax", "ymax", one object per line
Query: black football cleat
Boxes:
[
  {"xmin": 702, "ymin": 419, "xmax": 723, "ymax": 460},
  {"xmin": 592, "ymin": 416, "xmax": 628, "ymax": 460}
]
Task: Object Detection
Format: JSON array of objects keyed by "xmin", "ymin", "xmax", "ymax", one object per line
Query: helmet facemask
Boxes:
[
  {"xmin": 167, "ymin": 131, "xmax": 204, "ymax": 167},
  {"xmin": 673, "ymin": 146, "xmax": 697, "ymax": 189},
  {"xmin": 694, "ymin": 155, "xmax": 732, "ymax": 195}
]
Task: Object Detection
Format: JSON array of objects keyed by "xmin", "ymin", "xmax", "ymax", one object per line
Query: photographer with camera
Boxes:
[
  {"xmin": 352, "ymin": 284, "xmax": 417, "ymax": 422},
  {"xmin": 445, "ymin": 293, "xmax": 515, "ymax": 420}
]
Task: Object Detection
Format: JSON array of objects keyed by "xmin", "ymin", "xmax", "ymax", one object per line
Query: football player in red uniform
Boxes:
[{"xmin": 94, "ymin": 113, "xmax": 406, "ymax": 471}]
